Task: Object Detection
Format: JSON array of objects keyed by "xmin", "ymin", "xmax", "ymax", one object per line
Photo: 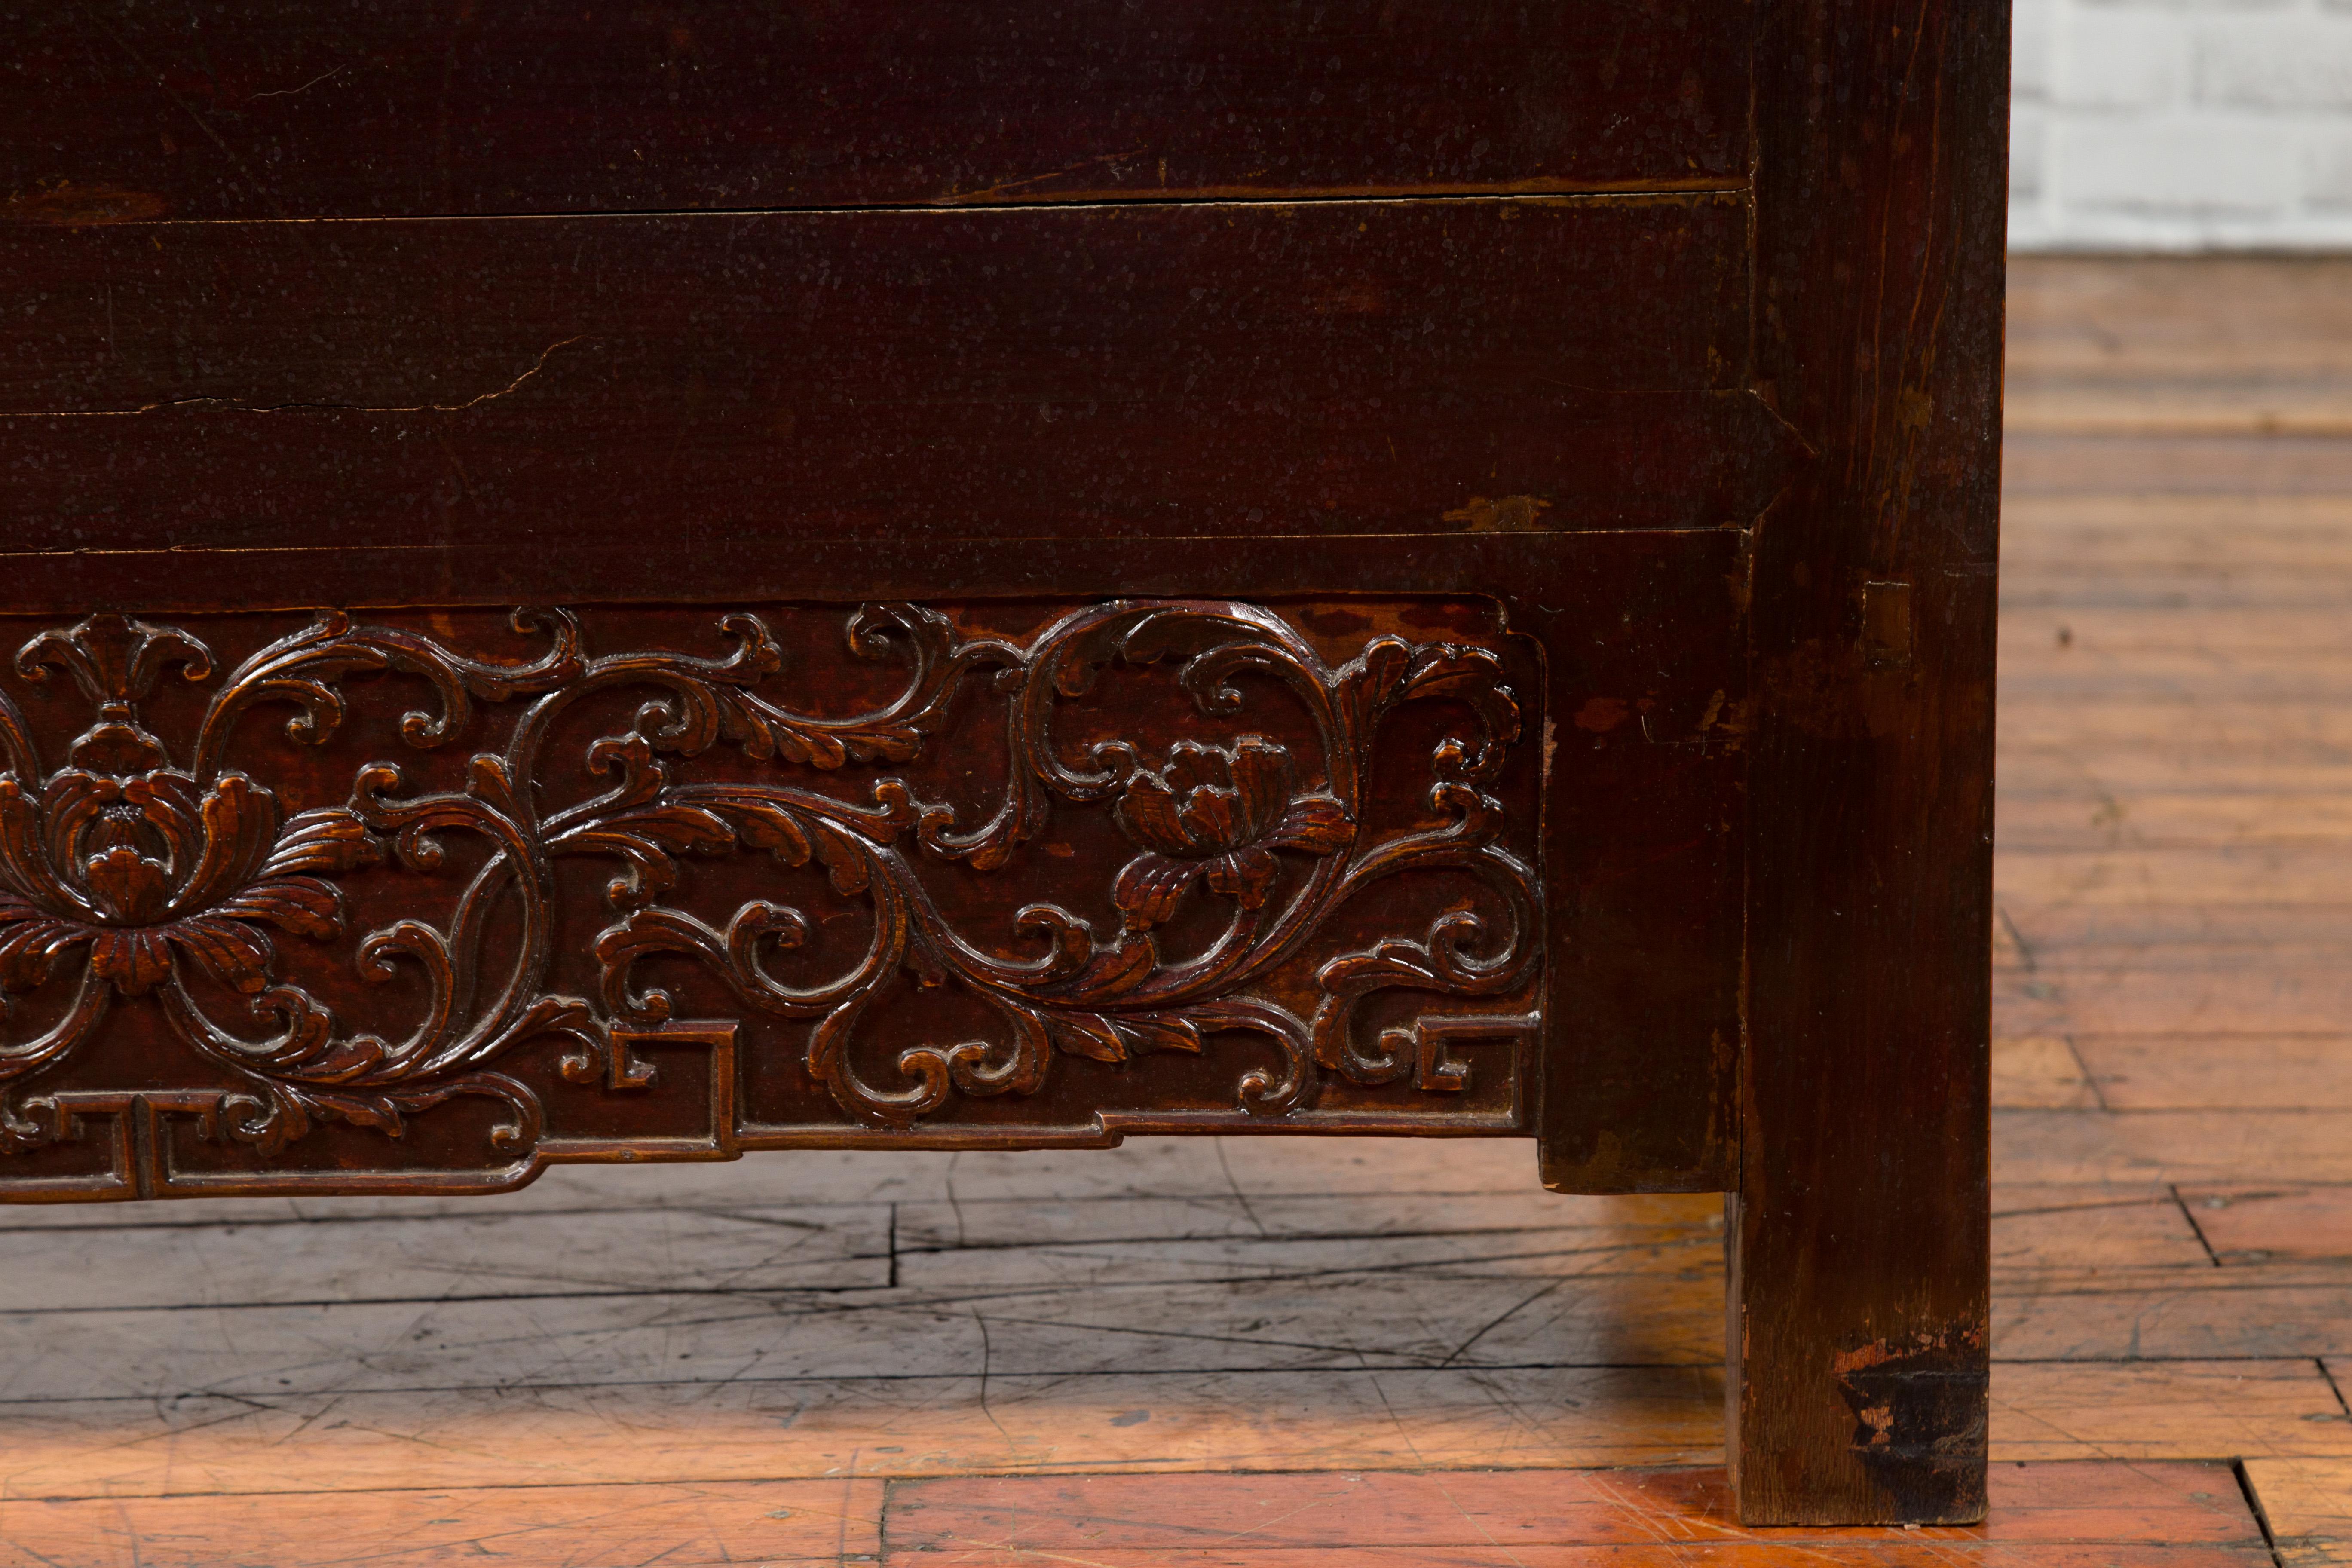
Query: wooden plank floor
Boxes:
[
  {"xmin": 1995, "ymin": 255, "xmax": 2352, "ymax": 1568},
  {"xmin": 4, "ymin": 255, "xmax": 2350, "ymax": 1565}
]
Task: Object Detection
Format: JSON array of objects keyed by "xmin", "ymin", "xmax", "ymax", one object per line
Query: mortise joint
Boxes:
[{"xmin": 1858, "ymin": 579, "xmax": 1913, "ymax": 668}]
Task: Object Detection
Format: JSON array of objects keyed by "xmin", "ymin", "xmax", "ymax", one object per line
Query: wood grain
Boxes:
[
  {"xmin": 1996, "ymin": 966, "xmax": 2352, "ymax": 1038},
  {"xmin": 1991, "ymin": 1362, "xmax": 2352, "ymax": 1461},
  {"xmin": 885, "ymin": 1463, "xmax": 2269, "ymax": 1564},
  {"xmin": 1991, "ymin": 1036, "xmax": 2102, "ymax": 1111},
  {"xmin": 0, "ymin": 1464, "xmax": 2278, "ymax": 1568},
  {"xmin": 2177, "ymin": 1185, "xmax": 2352, "ymax": 1262},
  {"xmin": 1730, "ymin": 0, "xmax": 2006, "ymax": 1522},
  {"xmin": 0, "ymin": 1365, "xmax": 1727, "ymax": 1501},
  {"xmin": 1990, "ymin": 259, "xmax": 2352, "ymax": 1538},
  {"xmin": 2078, "ymin": 1039, "xmax": 2352, "ymax": 1112},
  {"xmin": 2005, "ymin": 257, "xmax": 2352, "ymax": 419},
  {"xmin": 1994, "ymin": 1185, "xmax": 2208, "ymax": 1271},
  {"xmin": 2005, "ymin": 434, "xmax": 2352, "ymax": 497},
  {"xmin": 3, "ymin": 2, "xmax": 1755, "ymax": 218},
  {"xmin": 0, "ymin": 1478, "xmax": 888, "ymax": 1568},
  {"xmin": 2249, "ymin": 1457, "xmax": 2352, "ymax": 1566},
  {"xmin": 1999, "ymin": 1274, "xmax": 2352, "ymax": 1363},
  {"xmin": 1996, "ymin": 1109, "xmax": 2352, "ymax": 1186},
  {"xmin": 0, "ymin": 198, "xmax": 1777, "ymax": 559},
  {"xmin": 6, "ymin": 1320, "xmax": 2341, "ymax": 1501},
  {"xmin": 845, "ymin": 1544, "xmax": 2265, "ymax": 1564}
]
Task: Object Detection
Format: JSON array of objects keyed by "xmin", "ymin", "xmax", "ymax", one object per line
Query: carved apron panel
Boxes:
[{"xmin": 0, "ymin": 599, "xmax": 1544, "ymax": 1198}]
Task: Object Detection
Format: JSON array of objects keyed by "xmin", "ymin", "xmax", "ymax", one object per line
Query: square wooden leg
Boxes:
[
  {"xmin": 1728, "ymin": 1172, "xmax": 1990, "ymax": 1524},
  {"xmin": 1734, "ymin": 0, "xmax": 2008, "ymax": 1525}
]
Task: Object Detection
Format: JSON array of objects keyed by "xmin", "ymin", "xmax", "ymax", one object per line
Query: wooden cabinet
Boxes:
[{"xmin": 0, "ymin": 1, "xmax": 2004, "ymax": 1525}]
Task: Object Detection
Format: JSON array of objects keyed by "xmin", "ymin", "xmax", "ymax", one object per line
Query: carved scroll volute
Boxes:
[{"xmin": 0, "ymin": 600, "xmax": 1542, "ymax": 1165}]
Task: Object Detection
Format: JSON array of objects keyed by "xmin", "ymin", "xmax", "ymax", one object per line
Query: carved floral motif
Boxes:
[
  {"xmin": 0, "ymin": 601, "xmax": 1540, "ymax": 1161},
  {"xmin": 1112, "ymin": 737, "xmax": 1355, "ymax": 925}
]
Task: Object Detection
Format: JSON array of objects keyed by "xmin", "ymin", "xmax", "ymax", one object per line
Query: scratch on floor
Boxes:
[
  {"xmin": 1425, "ymin": 1472, "xmax": 1534, "ymax": 1568},
  {"xmin": 1365, "ymin": 1373, "xmax": 1430, "ymax": 1467},
  {"xmin": 1213, "ymin": 1139, "xmax": 1271, "ymax": 1238},
  {"xmin": 1436, "ymin": 1276, "xmax": 1575, "ymax": 1368},
  {"xmin": 972, "ymin": 1310, "xmax": 1015, "ymax": 1451}
]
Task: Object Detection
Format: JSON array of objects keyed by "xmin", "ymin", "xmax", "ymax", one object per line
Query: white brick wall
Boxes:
[{"xmin": 2012, "ymin": 0, "xmax": 2352, "ymax": 249}]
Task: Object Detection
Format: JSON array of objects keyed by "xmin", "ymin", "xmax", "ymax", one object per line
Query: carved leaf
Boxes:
[
  {"xmin": 720, "ymin": 693, "xmax": 927, "ymax": 769},
  {"xmin": 1042, "ymin": 1008, "xmax": 1204, "ymax": 1064},
  {"xmin": 1113, "ymin": 852, "xmax": 1196, "ymax": 927},
  {"xmin": 168, "ymin": 916, "xmax": 279, "ymax": 993},
  {"xmin": 1393, "ymin": 646, "xmax": 1521, "ymax": 776},
  {"xmin": 709, "ymin": 798, "xmax": 814, "ymax": 865},
  {"xmin": 0, "ymin": 900, "xmax": 85, "ymax": 995},
  {"xmin": 210, "ymin": 876, "xmax": 345, "ymax": 941},
  {"xmin": 261, "ymin": 809, "xmax": 383, "ymax": 878},
  {"xmin": 560, "ymin": 803, "xmax": 738, "ymax": 907},
  {"xmin": 1044, "ymin": 1012, "xmax": 1129, "ymax": 1062},
  {"xmin": 1267, "ymin": 796, "xmax": 1354, "ymax": 853}
]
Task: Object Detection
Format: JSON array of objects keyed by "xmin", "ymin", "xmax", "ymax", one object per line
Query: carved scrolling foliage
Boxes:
[{"xmin": 0, "ymin": 601, "xmax": 1538, "ymax": 1158}]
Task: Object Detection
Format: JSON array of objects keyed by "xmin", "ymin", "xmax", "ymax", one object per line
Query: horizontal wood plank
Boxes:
[
  {"xmin": 1991, "ymin": 1361, "xmax": 2351, "ymax": 1461},
  {"xmin": 2073, "ymin": 1038, "xmax": 2352, "ymax": 1112},
  {"xmin": 1994, "ymin": 963, "xmax": 2352, "ymax": 1038},
  {"xmin": 1991, "ymin": 906, "xmax": 2352, "ymax": 952},
  {"xmin": 1996, "ymin": 847, "xmax": 2352, "ymax": 907},
  {"xmin": 0, "ymin": 1277, "xmax": 1729, "ymax": 1406},
  {"xmin": 0, "ymin": 1137, "xmax": 1551, "ymax": 1228},
  {"xmin": 1998, "ymin": 704, "xmax": 2352, "ymax": 750},
  {"xmin": 887, "ymin": 1463, "xmax": 2268, "ymax": 1557},
  {"xmin": 0, "ymin": 1203, "xmax": 890, "ymax": 1311},
  {"xmin": 1997, "ymin": 1110, "xmax": 2352, "ymax": 1186},
  {"xmin": 1997, "ymin": 794, "xmax": 2352, "ymax": 851},
  {"xmin": 4, "ymin": 2, "xmax": 1753, "ymax": 218},
  {"xmin": 2004, "ymin": 434, "xmax": 2352, "ymax": 497},
  {"xmin": 1998, "ymin": 608, "xmax": 2352, "ymax": 657},
  {"xmin": 853, "ymin": 1546, "xmax": 2266, "ymax": 1562},
  {"xmin": 2003, "ymin": 567, "xmax": 2352, "ymax": 614},
  {"xmin": 1997, "ymin": 1270, "xmax": 2352, "ymax": 1361},
  {"xmin": 1991, "ymin": 1036, "xmax": 2102, "ymax": 1111},
  {"xmin": 2006, "ymin": 256, "xmax": 2352, "ymax": 383},
  {"xmin": 0, "ymin": 196, "xmax": 1777, "ymax": 557},
  {"xmin": 0, "ymin": 1365, "xmax": 1729, "ymax": 1500},
  {"xmin": 0, "ymin": 1478, "xmax": 886, "ymax": 1568},
  {"xmin": 2176, "ymin": 1186, "xmax": 2352, "ymax": 1262},
  {"xmin": 2245, "ymin": 1457, "xmax": 2352, "ymax": 1567},
  {"xmin": 1993, "ymin": 1185, "xmax": 2207, "ymax": 1271},
  {"xmin": 0, "ymin": 1358, "xmax": 2330, "ymax": 1503},
  {"xmin": 2000, "ymin": 493, "xmax": 2352, "ymax": 566}
]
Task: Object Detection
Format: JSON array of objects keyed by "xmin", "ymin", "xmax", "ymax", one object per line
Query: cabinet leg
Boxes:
[
  {"xmin": 1725, "ymin": 1106, "xmax": 1989, "ymax": 1524},
  {"xmin": 1736, "ymin": 0, "xmax": 2004, "ymax": 1522}
]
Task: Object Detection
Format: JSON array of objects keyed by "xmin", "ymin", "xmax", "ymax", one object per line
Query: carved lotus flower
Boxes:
[
  {"xmin": 0, "ymin": 720, "xmax": 377, "ymax": 998},
  {"xmin": 1111, "ymin": 736, "xmax": 1353, "ymax": 927}
]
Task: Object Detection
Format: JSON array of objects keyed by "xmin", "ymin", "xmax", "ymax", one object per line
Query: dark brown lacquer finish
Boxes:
[
  {"xmin": 1733, "ymin": 0, "xmax": 2009, "ymax": 1531},
  {"xmin": 0, "ymin": 197, "xmax": 1785, "ymax": 557},
  {"xmin": 8, "ymin": 3, "xmax": 1750, "ymax": 218},
  {"xmin": 0, "ymin": 598, "xmax": 1542, "ymax": 1192},
  {"xmin": 0, "ymin": 0, "xmax": 2003, "ymax": 1528}
]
